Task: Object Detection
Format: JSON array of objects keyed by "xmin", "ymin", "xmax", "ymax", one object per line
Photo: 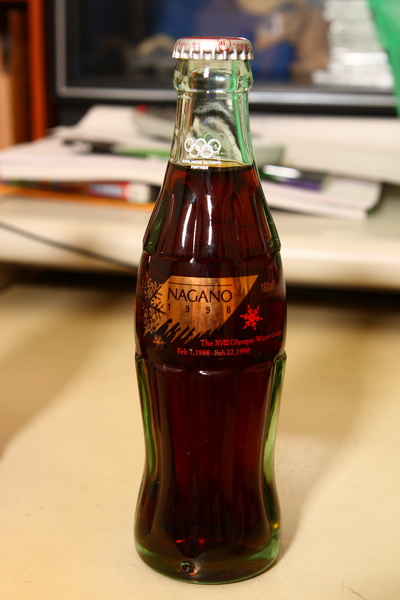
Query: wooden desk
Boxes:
[
  {"xmin": 1, "ymin": 277, "xmax": 399, "ymax": 599},
  {"xmin": 0, "ymin": 0, "xmax": 47, "ymax": 140}
]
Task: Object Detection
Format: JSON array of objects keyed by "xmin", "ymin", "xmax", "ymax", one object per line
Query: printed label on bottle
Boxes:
[
  {"xmin": 138, "ymin": 274, "xmax": 258, "ymax": 341},
  {"xmin": 180, "ymin": 131, "xmax": 241, "ymax": 169},
  {"xmin": 184, "ymin": 136, "xmax": 221, "ymax": 159},
  {"xmin": 182, "ymin": 136, "xmax": 222, "ymax": 169}
]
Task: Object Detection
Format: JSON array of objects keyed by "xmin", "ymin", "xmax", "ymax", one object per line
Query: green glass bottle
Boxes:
[{"xmin": 134, "ymin": 36, "xmax": 286, "ymax": 584}]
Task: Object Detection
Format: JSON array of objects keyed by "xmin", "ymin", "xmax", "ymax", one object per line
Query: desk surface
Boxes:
[
  {"xmin": 1, "ymin": 278, "xmax": 399, "ymax": 599},
  {"xmin": 1, "ymin": 184, "xmax": 400, "ymax": 290}
]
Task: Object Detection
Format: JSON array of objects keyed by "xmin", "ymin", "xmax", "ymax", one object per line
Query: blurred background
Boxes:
[
  {"xmin": 0, "ymin": 0, "xmax": 398, "ymax": 144},
  {"xmin": 51, "ymin": 0, "xmax": 396, "ymax": 123},
  {"xmin": 0, "ymin": 0, "xmax": 400, "ymax": 290}
]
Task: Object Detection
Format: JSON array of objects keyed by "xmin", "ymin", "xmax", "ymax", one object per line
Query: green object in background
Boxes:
[{"xmin": 367, "ymin": 0, "xmax": 400, "ymax": 115}]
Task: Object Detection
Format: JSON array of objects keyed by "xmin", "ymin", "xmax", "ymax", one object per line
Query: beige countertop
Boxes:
[
  {"xmin": 1, "ymin": 276, "xmax": 399, "ymax": 599},
  {"xmin": 1, "ymin": 184, "xmax": 400, "ymax": 290}
]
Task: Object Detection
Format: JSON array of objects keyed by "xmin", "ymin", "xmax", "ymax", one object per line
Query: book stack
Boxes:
[{"xmin": 0, "ymin": 105, "xmax": 382, "ymax": 220}]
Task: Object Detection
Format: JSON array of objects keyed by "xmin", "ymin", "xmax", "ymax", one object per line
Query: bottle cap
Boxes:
[{"xmin": 172, "ymin": 37, "xmax": 253, "ymax": 60}]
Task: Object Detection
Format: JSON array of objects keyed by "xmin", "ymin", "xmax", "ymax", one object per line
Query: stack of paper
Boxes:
[
  {"xmin": 0, "ymin": 105, "xmax": 384, "ymax": 220},
  {"xmin": 261, "ymin": 176, "xmax": 381, "ymax": 220}
]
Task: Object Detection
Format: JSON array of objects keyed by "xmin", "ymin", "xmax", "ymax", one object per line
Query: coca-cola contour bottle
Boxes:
[{"xmin": 134, "ymin": 36, "xmax": 286, "ymax": 584}]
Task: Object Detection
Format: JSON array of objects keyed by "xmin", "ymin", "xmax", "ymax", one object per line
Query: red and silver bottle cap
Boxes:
[{"xmin": 172, "ymin": 37, "xmax": 253, "ymax": 60}]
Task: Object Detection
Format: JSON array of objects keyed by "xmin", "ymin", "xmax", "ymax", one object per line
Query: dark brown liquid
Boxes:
[{"xmin": 134, "ymin": 162, "xmax": 286, "ymax": 583}]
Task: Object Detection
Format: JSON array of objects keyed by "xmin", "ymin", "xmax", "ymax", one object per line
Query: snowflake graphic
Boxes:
[
  {"xmin": 240, "ymin": 305, "xmax": 263, "ymax": 330},
  {"xmin": 137, "ymin": 274, "xmax": 165, "ymax": 335},
  {"xmin": 153, "ymin": 334, "xmax": 165, "ymax": 348}
]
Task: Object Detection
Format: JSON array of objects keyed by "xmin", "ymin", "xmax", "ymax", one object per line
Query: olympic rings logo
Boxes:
[{"xmin": 184, "ymin": 136, "xmax": 222, "ymax": 158}]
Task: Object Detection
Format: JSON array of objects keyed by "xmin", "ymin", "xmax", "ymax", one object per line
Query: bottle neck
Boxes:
[{"xmin": 170, "ymin": 59, "xmax": 254, "ymax": 169}]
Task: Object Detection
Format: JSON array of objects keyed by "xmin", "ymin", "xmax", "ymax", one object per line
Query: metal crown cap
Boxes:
[{"xmin": 172, "ymin": 37, "xmax": 253, "ymax": 60}]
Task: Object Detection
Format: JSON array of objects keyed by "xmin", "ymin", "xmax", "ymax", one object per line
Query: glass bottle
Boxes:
[{"xmin": 134, "ymin": 36, "xmax": 286, "ymax": 584}]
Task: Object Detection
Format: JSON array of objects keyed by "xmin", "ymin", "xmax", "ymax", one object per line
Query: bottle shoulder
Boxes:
[{"xmin": 143, "ymin": 162, "xmax": 281, "ymax": 261}]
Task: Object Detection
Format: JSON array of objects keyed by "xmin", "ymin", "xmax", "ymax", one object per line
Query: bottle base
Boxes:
[{"xmin": 135, "ymin": 531, "xmax": 280, "ymax": 584}]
